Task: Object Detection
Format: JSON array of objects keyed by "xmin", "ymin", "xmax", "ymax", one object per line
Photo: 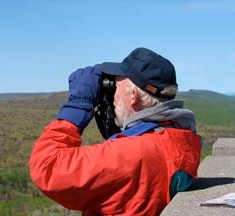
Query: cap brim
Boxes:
[{"xmin": 100, "ymin": 62, "xmax": 125, "ymax": 76}]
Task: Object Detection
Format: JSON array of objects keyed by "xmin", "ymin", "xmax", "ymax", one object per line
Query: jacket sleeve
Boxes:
[{"xmin": 29, "ymin": 120, "xmax": 140, "ymax": 211}]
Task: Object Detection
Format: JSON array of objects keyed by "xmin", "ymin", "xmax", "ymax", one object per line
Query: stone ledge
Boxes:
[
  {"xmin": 160, "ymin": 139, "xmax": 235, "ymax": 216},
  {"xmin": 198, "ymin": 155, "xmax": 235, "ymax": 177},
  {"xmin": 212, "ymin": 138, "xmax": 235, "ymax": 156},
  {"xmin": 160, "ymin": 183, "xmax": 235, "ymax": 216}
]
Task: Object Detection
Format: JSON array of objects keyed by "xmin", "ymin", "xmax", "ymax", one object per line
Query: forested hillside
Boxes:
[
  {"xmin": 177, "ymin": 90, "xmax": 235, "ymax": 153},
  {"xmin": 0, "ymin": 90, "xmax": 235, "ymax": 215}
]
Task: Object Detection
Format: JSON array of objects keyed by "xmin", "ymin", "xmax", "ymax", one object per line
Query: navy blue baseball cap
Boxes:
[{"xmin": 101, "ymin": 47, "xmax": 177, "ymax": 99}]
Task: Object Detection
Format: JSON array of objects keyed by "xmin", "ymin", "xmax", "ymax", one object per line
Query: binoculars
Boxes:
[
  {"xmin": 94, "ymin": 77, "xmax": 120, "ymax": 139},
  {"xmin": 102, "ymin": 78, "xmax": 116, "ymax": 92}
]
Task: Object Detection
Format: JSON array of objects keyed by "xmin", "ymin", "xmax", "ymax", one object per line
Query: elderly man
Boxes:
[{"xmin": 29, "ymin": 47, "xmax": 201, "ymax": 215}]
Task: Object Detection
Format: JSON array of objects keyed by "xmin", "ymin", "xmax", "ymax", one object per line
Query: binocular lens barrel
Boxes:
[{"xmin": 103, "ymin": 79, "xmax": 116, "ymax": 90}]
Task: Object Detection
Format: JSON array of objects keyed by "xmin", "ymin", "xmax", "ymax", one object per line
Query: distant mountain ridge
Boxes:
[
  {"xmin": 1, "ymin": 89, "xmax": 234, "ymax": 101},
  {"xmin": 0, "ymin": 91, "xmax": 67, "ymax": 109},
  {"xmin": 177, "ymin": 89, "xmax": 235, "ymax": 101},
  {"xmin": 224, "ymin": 92, "xmax": 235, "ymax": 96},
  {"xmin": 0, "ymin": 92, "xmax": 53, "ymax": 100}
]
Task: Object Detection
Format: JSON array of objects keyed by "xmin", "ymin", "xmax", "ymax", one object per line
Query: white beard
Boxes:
[{"xmin": 114, "ymin": 99, "xmax": 132, "ymax": 129}]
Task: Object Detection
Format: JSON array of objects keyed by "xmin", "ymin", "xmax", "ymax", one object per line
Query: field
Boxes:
[{"xmin": 0, "ymin": 90, "xmax": 235, "ymax": 215}]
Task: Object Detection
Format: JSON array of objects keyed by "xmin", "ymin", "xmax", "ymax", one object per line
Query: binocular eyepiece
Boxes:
[
  {"xmin": 95, "ymin": 77, "xmax": 121, "ymax": 139},
  {"xmin": 103, "ymin": 79, "xmax": 116, "ymax": 91}
]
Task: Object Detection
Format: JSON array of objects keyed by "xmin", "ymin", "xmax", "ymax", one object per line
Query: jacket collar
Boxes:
[{"xmin": 108, "ymin": 121, "xmax": 159, "ymax": 140}]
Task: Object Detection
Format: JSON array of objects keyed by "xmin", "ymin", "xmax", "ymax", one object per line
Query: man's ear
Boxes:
[{"xmin": 130, "ymin": 87, "xmax": 139, "ymax": 106}]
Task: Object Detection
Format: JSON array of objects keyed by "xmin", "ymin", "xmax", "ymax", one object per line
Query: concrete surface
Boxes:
[
  {"xmin": 198, "ymin": 155, "xmax": 235, "ymax": 177},
  {"xmin": 160, "ymin": 184, "xmax": 235, "ymax": 216},
  {"xmin": 160, "ymin": 138, "xmax": 235, "ymax": 216},
  {"xmin": 212, "ymin": 138, "xmax": 235, "ymax": 156}
]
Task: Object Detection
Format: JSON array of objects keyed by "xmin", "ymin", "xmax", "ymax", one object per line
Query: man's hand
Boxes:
[
  {"xmin": 68, "ymin": 65, "xmax": 102, "ymax": 106},
  {"xmin": 57, "ymin": 65, "xmax": 102, "ymax": 131}
]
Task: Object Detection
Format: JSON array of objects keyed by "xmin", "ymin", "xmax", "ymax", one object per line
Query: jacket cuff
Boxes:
[{"xmin": 56, "ymin": 102, "xmax": 93, "ymax": 131}]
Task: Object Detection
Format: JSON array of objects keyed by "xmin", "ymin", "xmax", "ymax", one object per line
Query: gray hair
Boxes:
[{"xmin": 127, "ymin": 80, "xmax": 177, "ymax": 108}]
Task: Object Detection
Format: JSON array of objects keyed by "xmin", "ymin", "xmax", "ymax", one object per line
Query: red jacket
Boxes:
[{"xmin": 29, "ymin": 120, "xmax": 201, "ymax": 215}]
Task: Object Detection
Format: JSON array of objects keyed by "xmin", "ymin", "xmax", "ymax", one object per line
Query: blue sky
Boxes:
[{"xmin": 0, "ymin": 0, "xmax": 235, "ymax": 93}]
